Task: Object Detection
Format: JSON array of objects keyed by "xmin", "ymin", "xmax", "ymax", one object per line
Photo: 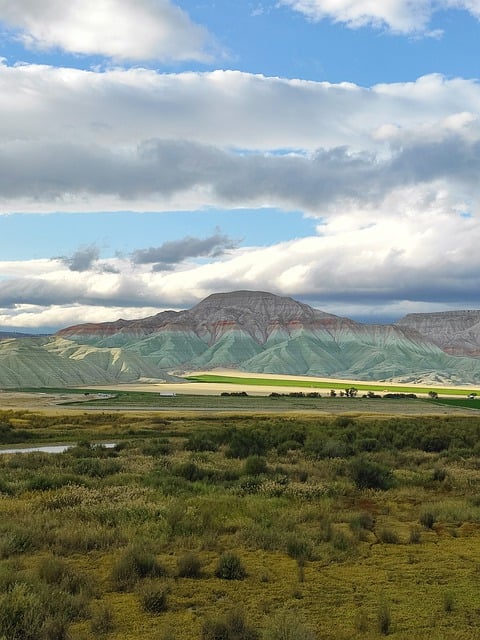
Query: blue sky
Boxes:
[{"xmin": 1, "ymin": 0, "xmax": 480, "ymax": 331}]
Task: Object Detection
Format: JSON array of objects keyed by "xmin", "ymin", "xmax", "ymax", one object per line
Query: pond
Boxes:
[{"xmin": 0, "ymin": 443, "xmax": 117, "ymax": 455}]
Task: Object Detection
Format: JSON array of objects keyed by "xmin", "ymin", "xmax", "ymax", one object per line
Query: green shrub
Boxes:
[
  {"xmin": 432, "ymin": 467, "xmax": 447, "ymax": 482},
  {"xmin": 349, "ymin": 457, "xmax": 394, "ymax": 490},
  {"xmin": 331, "ymin": 531, "xmax": 354, "ymax": 552},
  {"xmin": 286, "ymin": 536, "xmax": 314, "ymax": 561},
  {"xmin": 201, "ymin": 617, "xmax": 230, "ymax": 640},
  {"xmin": 225, "ymin": 429, "xmax": 267, "ymax": 458},
  {"xmin": 0, "ymin": 477, "xmax": 13, "ymax": 495},
  {"xmin": 138, "ymin": 580, "xmax": 169, "ymax": 614},
  {"xmin": 38, "ymin": 555, "xmax": 90, "ymax": 595},
  {"xmin": 201, "ymin": 607, "xmax": 259, "ymax": 640},
  {"xmin": 185, "ymin": 432, "xmax": 219, "ymax": 452},
  {"xmin": 350, "ymin": 511, "xmax": 374, "ymax": 537},
  {"xmin": 409, "ymin": 526, "xmax": 421, "ymax": 544},
  {"xmin": 0, "ymin": 583, "xmax": 43, "ymax": 640},
  {"xmin": 244, "ymin": 455, "xmax": 267, "ymax": 476},
  {"xmin": 378, "ymin": 527, "xmax": 400, "ymax": 544},
  {"xmin": 263, "ymin": 611, "xmax": 315, "ymax": 640},
  {"xmin": 111, "ymin": 545, "xmax": 166, "ymax": 590},
  {"xmin": 0, "ymin": 527, "xmax": 36, "ymax": 558},
  {"xmin": 177, "ymin": 552, "xmax": 202, "ymax": 578},
  {"xmin": 419, "ymin": 511, "xmax": 436, "ymax": 529},
  {"xmin": 142, "ymin": 438, "xmax": 172, "ymax": 456},
  {"xmin": 40, "ymin": 615, "xmax": 69, "ymax": 640},
  {"xmin": 71, "ymin": 458, "xmax": 121, "ymax": 477},
  {"xmin": 377, "ymin": 600, "xmax": 392, "ymax": 635},
  {"xmin": 90, "ymin": 604, "xmax": 115, "ymax": 635},
  {"xmin": 215, "ymin": 552, "xmax": 247, "ymax": 580},
  {"xmin": 25, "ymin": 474, "xmax": 77, "ymax": 491}
]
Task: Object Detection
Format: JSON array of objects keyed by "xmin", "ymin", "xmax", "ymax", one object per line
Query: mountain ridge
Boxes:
[{"xmin": 1, "ymin": 291, "xmax": 480, "ymax": 387}]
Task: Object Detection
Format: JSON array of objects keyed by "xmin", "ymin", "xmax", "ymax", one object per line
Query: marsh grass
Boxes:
[{"xmin": 3, "ymin": 410, "xmax": 480, "ymax": 638}]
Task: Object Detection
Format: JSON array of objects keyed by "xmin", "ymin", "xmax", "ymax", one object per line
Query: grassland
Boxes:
[
  {"xmin": 2, "ymin": 407, "xmax": 480, "ymax": 638},
  {"xmin": 186, "ymin": 373, "xmax": 480, "ymax": 397}
]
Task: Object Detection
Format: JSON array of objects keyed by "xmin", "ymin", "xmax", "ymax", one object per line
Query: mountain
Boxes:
[
  {"xmin": 396, "ymin": 311, "xmax": 480, "ymax": 357},
  {"xmin": 0, "ymin": 331, "xmax": 42, "ymax": 339},
  {"xmin": 1, "ymin": 291, "xmax": 480, "ymax": 387}
]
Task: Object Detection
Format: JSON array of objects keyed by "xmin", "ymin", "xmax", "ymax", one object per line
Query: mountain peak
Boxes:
[{"xmin": 192, "ymin": 290, "xmax": 324, "ymax": 317}]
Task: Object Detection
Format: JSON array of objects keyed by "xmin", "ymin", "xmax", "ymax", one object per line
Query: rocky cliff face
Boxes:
[
  {"xmin": 58, "ymin": 291, "xmax": 345, "ymax": 345},
  {"xmin": 396, "ymin": 311, "xmax": 480, "ymax": 356}
]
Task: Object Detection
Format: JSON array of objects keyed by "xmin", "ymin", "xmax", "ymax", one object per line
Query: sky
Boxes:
[{"xmin": 1, "ymin": 0, "xmax": 480, "ymax": 332}]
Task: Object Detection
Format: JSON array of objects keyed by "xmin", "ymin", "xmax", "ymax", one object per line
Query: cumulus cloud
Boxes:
[
  {"xmin": 0, "ymin": 0, "xmax": 213, "ymax": 62},
  {"xmin": 280, "ymin": 0, "xmax": 480, "ymax": 34},
  {"xmin": 2, "ymin": 63, "xmax": 480, "ymax": 154},
  {"xmin": 1, "ymin": 197, "xmax": 479, "ymax": 327},
  {"xmin": 61, "ymin": 245, "xmax": 100, "ymax": 272}
]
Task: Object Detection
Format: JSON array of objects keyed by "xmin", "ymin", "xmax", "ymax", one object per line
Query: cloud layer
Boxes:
[
  {"xmin": 0, "ymin": 61, "xmax": 479, "ymax": 217},
  {"xmin": 281, "ymin": 0, "xmax": 480, "ymax": 34},
  {"xmin": 0, "ymin": 0, "xmax": 212, "ymax": 61}
]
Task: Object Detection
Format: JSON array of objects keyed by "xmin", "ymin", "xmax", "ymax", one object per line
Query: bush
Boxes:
[
  {"xmin": 185, "ymin": 432, "xmax": 219, "ymax": 452},
  {"xmin": 111, "ymin": 545, "xmax": 166, "ymax": 590},
  {"xmin": 419, "ymin": 511, "xmax": 436, "ymax": 529},
  {"xmin": 0, "ymin": 527, "xmax": 36, "ymax": 558},
  {"xmin": 90, "ymin": 604, "xmax": 115, "ymax": 634},
  {"xmin": 0, "ymin": 582, "xmax": 71, "ymax": 640},
  {"xmin": 177, "ymin": 552, "xmax": 202, "ymax": 578},
  {"xmin": 38, "ymin": 555, "xmax": 89, "ymax": 595},
  {"xmin": 263, "ymin": 611, "xmax": 315, "ymax": 640},
  {"xmin": 138, "ymin": 580, "xmax": 169, "ymax": 614},
  {"xmin": 225, "ymin": 429, "xmax": 267, "ymax": 458},
  {"xmin": 432, "ymin": 467, "xmax": 447, "ymax": 482},
  {"xmin": 377, "ymin": 600, "xmax": 391, "ymax": 635},
  {"xmin": 0, "ymin": 583, "xmax": 43, "ymax": 640},
  {"xmin": 286, "ymin": 536, "xmax": 314, "ymax": 561},
  {"xmin": 350, "ymin": 457, "xmax": 394, "ymax": 490},
  {"xmin": 201, "ymin": 607, "xmax": 259, "ymax": 640},
  {"xmin": 244, "ymin": 456, "xmax": 267, "ymax": 476},
  {"xmin": 215, "ymin": 552, "xmax": 247, "ymax": 580},
  {"xmin": 350, "ymin": 512, "xmax": 374, "ymax": 536},
  {"xmin": 378, "ymin": 527, "xmax": 400, "ymax": 544},
  {"xmin": 409, "ymin": 526, "xmax": 422, "ymax": 544}
]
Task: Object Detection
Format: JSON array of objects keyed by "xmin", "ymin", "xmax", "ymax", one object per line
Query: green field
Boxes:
[{"xmin": 186, "ymin": 373, "xmax": 480, "ymax": 396}]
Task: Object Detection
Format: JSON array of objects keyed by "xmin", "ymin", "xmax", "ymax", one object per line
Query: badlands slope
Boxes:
[{"xmin": 1, "ymin": 291, "xmax": 480, "ymax": 387}]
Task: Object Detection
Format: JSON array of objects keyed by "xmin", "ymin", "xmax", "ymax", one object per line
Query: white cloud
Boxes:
[
  {"xmin": 1, "ymin": 193, "xmax": 480, "ymax": 327},
  {"xmin": 3, "ymin": 63, "xmax": 480, "ymax": 154},
  {"xmin": 280, "ymin": 0, "xmax": 480, "ymax": 34},
  {"xmin": 0, "ymin": 0, "xmax": 212, "ymax": 62},
  {"xmin": 0, "ymin": 61, "xmax": 480, "ymax": 214},
  {"xmin": 1, "ymin": 60, "xmax": 480, "ymax": 325}
]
